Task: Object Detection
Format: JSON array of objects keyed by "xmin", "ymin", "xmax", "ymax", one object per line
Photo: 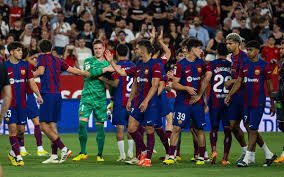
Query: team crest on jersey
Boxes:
[
  {"xmin": 6, "ymin": 117, "xmax": 9, "ymax": 121},
  {"xmin": 178, "ymin": 120, "xmax": 182, "ymax": 124},
  {"xmin": 145, "ymin": 69, "xmax": 149, "ymax": 74},
  {"xmin": 21, "ymin": 69, "xmax": 26, "ymax": 75},
  {"xmin": 197, "ymin": 67, "xmax": 202, "ymax": 73},
  {"xmin": 255, "ymin": 70, "xmax": 260, "ymax": 75}
]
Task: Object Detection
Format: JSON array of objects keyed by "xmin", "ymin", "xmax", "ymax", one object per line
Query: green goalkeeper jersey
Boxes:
[{"xmin": 81, "ymin": 56, "xmax": 110, "ymax": 104}]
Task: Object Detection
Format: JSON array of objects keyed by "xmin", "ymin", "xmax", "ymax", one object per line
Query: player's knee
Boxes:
[
  {"xmin": 145, "ymin": 126, "xmax": 154, "ymax": 134},
  {"xmin": 127, "ymin": 126, "xmax": 136, "ymax": 133}
]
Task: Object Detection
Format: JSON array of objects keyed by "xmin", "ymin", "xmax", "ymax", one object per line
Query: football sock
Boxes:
[
  {"xmin": 34, "ymin": 125, "xmax": 42, "ymax": 146},
  {"xmin": 129, "ymin": 130, "xmax": 146, "ymax": 152},
  {"xmin": 193, "ymin": 140, "xmax": 199, "ymax": 156},
  {"xmin": 138, "ymin": 126, "xmax": 145, "ymax": 136},
  {"xmin": 261, "ymin": 143, "xmax": 273, "ymax": 159},
  {"xmin": 223, "ymin": 127, "xmax": 232, "ymax": 161},
  {"xmin": 51, "ymin": 142, "xmax": 58, "ymax": 155},
  {"xmin": 79, "ymin": 121, "xmax": 88, "ymax": 154},
  {"xmin": 242, "ymin": 146, "xmax": 248, "ymax": 155},
  {"xmin": 176, "ymin": 132, "xmax": 181, "ymax": 156},
  {"xmin": 155, "ymin": 128, "xmax": 169, "ymax": 154},
  {"xmin": 37, "ymin": 146, "xmax": 44, "ymax": 152},
  {"xmin": 96, "ymin": 124, "xmax": 105, "ymax": 156},
  {"xmin": 127, "ymin": 139, "xmax": 134, "ymax": 157},
  {"xmin": 117, "ymin": 140, "xmax": 125, "ymax": 158},
  {"xmin": 9, "ymin": 136, "xmax": 20, "ymax": 156},
  {"xmin": 135, "ymin": 140, "xmax": 141, "ymax": 159},
  {"xmin": 18, "ymin": 136, "xmax": 24, "ymax": 147},
  {"xmin": 10, "ymin": 150, "xmax": 15, "ymax": 157},
  {"xmin": 146, "ymin": 133, "xmax": 155, "ymax": 159},
  {"xmin": 169, "ymin": 145, "xmax": 176, "ymax": 156},
  {"xmin": 165, "ymin": 130, "xmax": 172, "ymax": 139},
  {"xmin": 281, "ymin": 150, "xmax": 284, "ymax": 157},
  {"xmin": 53, "ymin": 137, "xmax": 65, "ymax": 150},
  {"xmin": 210, "ymin": 128, "xmax": 218, "ymax": 152},
  {"xmin": 199, "ymin": 146, "xmax": 205, "ymax": 159}
]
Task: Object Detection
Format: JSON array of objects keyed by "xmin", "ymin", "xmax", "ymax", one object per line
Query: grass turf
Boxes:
[{"xmin": 0, "ymin": 132, "xmax": 283, "ymax": 177}]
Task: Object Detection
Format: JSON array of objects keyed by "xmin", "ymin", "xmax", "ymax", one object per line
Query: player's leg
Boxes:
[
  {"xmin": 116, "ymin": 125, "xmax": 126, "ymax": 161},
  {"xmin": 31, "ymin": 117, "xmax": 49, "ymax": 156},
  {"xmin": 42, "ymin": 122, "xmax": 59, "ymax": 164},
  {"xmin": 221, "ymin": 107, "xmax": 232, "ymax": 165},
  {"xmin": 165, "ymin": 112, "xmax": 173, "ymax": 140},
  {"xmin": 16, "ymin": 124, "xmax": 27, "ymax": 157},
  {"xmin": 275, "ymin": 122, "xmax": 284, "ymax": 163},
  {"xmin": 190, "ymin": 127, "xmax": 199, "ymax": 162},
  {"xmin": 127, "ymin": 132, "xmax": 134, "ymax": 159},
  {"xmin": 8, "ymin": 123, "xmax": 23, "ymax": 166},
  {"xmin": 174, "ymin": 131, "xmax": 182, "ymax": 161},
  {"xmin": 209, "ymin": 108, "xmax": 219, "ymax": 164},
  {"xmin": 155, "ymin": 126, "xmax": 169, "ymax": 160}
]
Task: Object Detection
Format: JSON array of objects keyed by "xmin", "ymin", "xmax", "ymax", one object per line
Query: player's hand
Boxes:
[
  {"xmin": 224, "ymin": 80, "xmax": 232, "ymax": 89},
  {"xmin": 105, "ymin": 50, "xmax": 114, "ymax": 63},
  {"xmin": 270, "ymin": 103, "xmax": 276, "ymax": 116},
  {"xmin": 224, "ymin": 96, "xmax": 231, "ymax": 106},
  {"xmin": 126, "ymin": 101, "xmax": 132, "ymax": 112},
  {"xmin": 204, "ymin": 104, "xmax": 209, "ymax": 114},
  {"xmin": 186, "ymin": 86, "xmax": 197, "ymax": 95},
  {"xmin": 189, "ymin": 94, "xmax": 201, "ymax": 104},
  {"xmin": 139, "ymin": 100, "xmax": 148, "ymax": 112},
  {"xmin": 82, "ymin": 70, "xmax": 90, "ymax": 77},
  {"xmin": 37, "ymin": 96, "xmax": 43, "ymax": 104},
  {"xmin": 103, "ymin": 65, "xmax": 115, "ymax": 73}
]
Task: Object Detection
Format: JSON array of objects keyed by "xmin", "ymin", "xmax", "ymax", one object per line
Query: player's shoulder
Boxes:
[{"xmin": 258, "ymin": 59, "xmax": 269, "ymax": 67}]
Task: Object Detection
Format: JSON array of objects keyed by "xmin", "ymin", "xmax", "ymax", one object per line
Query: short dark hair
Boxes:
[
  {"xmin": 175, "ymin": 48, "xmax": 183, "ymax": 56},
  {"xmin": 7, "ymin": 42, "xmax": 23, "ymax": 53},
  {"xmin": 217, "ymin": 43, "xmax": 229, "ymax": 56},
  {"xmin": 116, "ymin": 44, "xmax": 129, "ymax": 57},
  {"xmin": 85, "ymin": 21, "xmax": 93, "ymax": 26},
  {"xmin": 268, "ymin": 35, "xmax": 275, "ymax": 40},
  {"xmin": 246, "ymin": 40, "xmax": 261, "ymax": 50},
  {"xmin": 186, "ymin": 38, "xmax": 203, "ymax": 52},
  {"xmin": 137, "ymin": 39, "xmax": 154, "ymax": 55},
  {"xmin": 93, "ymin": 39, "xmax": 104, "ymax": 46},
  {"xmin": 38, "ymin": 40, "xmax": 53, "ymax": 52}
]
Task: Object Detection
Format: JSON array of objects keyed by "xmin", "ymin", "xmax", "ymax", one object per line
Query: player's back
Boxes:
[
  {"xmin": 207, "ymin": 58, "xmax": 232, "ymax": 108},
  {"xmin": 175, "ymin": 58, "xmax": 205, "ymax": 105},
  {"xmin": 113, "ymin": 60, "xmax": 136, "ymax": 107},
  {"xmin": 4, "ymin": 59, "xmax": 32, "ymax": 108},
  {"xmin": 37, "ymin": 54, "xmax": 69, "ymax": 94},
  {"xmin": 242, "ymin": 59, "xmax": 270, "ymax": 108}
]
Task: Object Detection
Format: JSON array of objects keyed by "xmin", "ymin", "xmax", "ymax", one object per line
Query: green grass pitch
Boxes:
[{"xmin": 0, "ymin": 132, "xmax": 283, "ymax": 177}]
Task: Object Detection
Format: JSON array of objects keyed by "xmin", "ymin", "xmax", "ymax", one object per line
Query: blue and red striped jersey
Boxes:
[
  {"xmin": 239, "ymin": 59, "xmax": 272, "ymax": 108},
  {"xmin": 37, "ymin": 54, "xmax": 69, "ymax": 94},
  {"xmin": 155, "ymin": 58, "xmax": 167, "ymax": 82},
  {"xmin": 26, "ymin": 64, "xmax": 37, "ymax": 94},
  {"xmin": 231, "ymin": 50, "xmax": 249, "ymax": 95},
  {"xmin": 134, "ymin": 58, "xmax": 162, "ymax": 107},
  {"xmin": 174, "ymin": 58, "xmax": 205, "ymax": 105},
  {"xmin": 4, "ymin": 60, "xmax": 34, "ymax": 108},
  {"xmin": 112, "ymin": 60, "xmax": 136, "ymax": 107},
  {"xmin": 206, "ymin": 58, "xmax": 232, "ymax": 108}
]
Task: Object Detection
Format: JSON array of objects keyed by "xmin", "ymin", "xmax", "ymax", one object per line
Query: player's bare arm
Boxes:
[
  {"xmin": 172, "ymin": 76, "xmax": 197, "ymax": 95},
  {"xmin": 224, "ymin": 77, "xmax": 243, "ymax": 106},
  {"xmin": 98, "ymin": 76, "xmax": 119, "ymax": 88},
  {"xmin": 266, "ymin": 79, "xmax": 275, "ymax": 116},
  {"xmin": 28, "ymin": 78, "xmax": 43, "ymax": 104},
  {"xmin": 33, "ymin": 66, "xmax": 45, "ymax": 78},
  {"xmin": 190, "ymin": 71, "xmax": 212, "ymax": 104},
  {"xmin": 105, "ymin": 50, "xmax": 127, "ymax": 76},
  {"xmin": 139, "ymin": 77, "xmax": 160, "ymax": 112},
  {"xmin": 158, "ymin": 81, "xmax": 165, "ymax": 96},
  {"xmin": 0, "ymin": 85, "xmax": 12, "ymax": 122},
  {"xmin": 66, "ymin": 67, "xmax": 90, "ymax": 77},
  {"xmin": 224, "ymin": 79, "xmax": 236, "ymax": 89}
]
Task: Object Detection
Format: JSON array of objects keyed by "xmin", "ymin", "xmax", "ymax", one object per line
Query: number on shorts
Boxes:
[
  {"xmin": 126, "ymin": 76, "xmax": 133, "ymax": 93},
  {"xmin": 5, "ymin": 110, "xmax": 11, "ymax": 118},
  {"xmin": 177, "ymin": 112, "xmax": 185, "ymax": 121},
  {"xmin": 213, "ymin": 75, "xmax": 232, "ymax": 93}
]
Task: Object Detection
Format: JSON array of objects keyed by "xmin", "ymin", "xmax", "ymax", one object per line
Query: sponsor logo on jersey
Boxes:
[
  {"xmin": 255, "ymin": 69, "xmax": 260, "ymax": 75},
  {"xmin": 21, "ymin": 69, "xmax": 26, "ymax": 75},
  {"xmin": 244, "ymin": 77, "xmax": 259, "ymax": 83},
  {"xmin": 187, "ymin": 76, "xmax": 200, "ymax": 82},
  {"xmin": 137, "ymin": 77, "xmax": 148, "ymax": 83},
  {"xmin": 197, "ymin": 67, "xmax": 202, "ymax": 73}
]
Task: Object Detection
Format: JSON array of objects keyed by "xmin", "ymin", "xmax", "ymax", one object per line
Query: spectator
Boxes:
[
  {"xmin": 271, "ymin": 23, "xmax": 283, "ymax": 46},
  {"xmin": 220, "ymin": 0, "xmax": 232, "ymax": 25},
  {"xmin": 239, "ymin": 17, "xmax": 251, "ymax": 42},
  {"xmin": 9, "ymin": 18, "xmax": 23, "ymax": 41},
  {"xmin": 79, "ymin": 21, "xmax": 95, "ymax": 50},
  {"xmin": 261, "ymin": 35, "xmax": 280, "ymax": 65},
  {"xmin": 230, "ymin": 7, "xmax": 249, "ymax": 29},
  {"xmin": 165, "ymin": 8, "xmax": 180, "ymax": 31},
  {"xmin": 74, "ymin": 37, "xmax": 92, "ymax": 70},
  {"xmin": 177, "ymin": 0, "xmax": 188, "ymax": 20},
  {"xmin": 180, "ymin": 25, "xmax": 189, "ymax": 40},
  {"xmin": 76, "ymin": 0, "xmax": 95, "ymax": 18},
  {"xmin": 52, "ymin": 12, "xmax": 71, "ymax": 56},
  {"xmin": 20, "ymin": 23, "xmax": 33, "ymax": 47},
  {"xmin": 168, "ymin": 21, "xmax": 182, "ymax": 50},
  {"xmin": 183, "ymin": 0, "xmax": 198, "ymax": 25},
  {"xmin": 0, "ymin": 45, "xmax": 6, "ymax": 62},
  {"xmin": 98, "ymin": 1, "xmax": 116, "ymax": 39},
  {"xmin": 72, "ymin": 10, "xmax": 93, "ymax": 33},
  {"xmin": 0, "ymin": 0, "xmax": 10, "ymax": 24},
  {"xmin": 276, "ymin": 1, "xmax": 284, "ymax": 31},
  {"xmin": 9, "ymin": 0, "xmax": 22, "ymax": 27},
  {"xmin": 135, "ymin": 23, "xmax": 151, "ymax": 41},
  {"xmin": 41, "ymin": 30, "xmax": 50, "ymax": 40},
  {"xmin": 29, "ymin": 36, "xmax": 39, "ymax": 56},
  {"xmin": 110, "ymin": 18, "xmax": 135, "ymax": 44},
  {"xmin": 222, "ymin": 17, "xmax": 232, "ymax": 38},
  {"xmin": 128, "ymin": 0, "xmax": 147, "ymax": 32},
  {"xmin": 4, "ymin": 33, "xmax": 14, "ymax": 55},
  {"xmin": 0, "ymin": 13, "xmax": 9, "ymax": 36},
  {"xmin": 199, "ymin": 0, "xmax": 220, "ymax": 38},
  {"xmin": 5, "ymin": 0, "xmax": 26, "ymax": 9},
  {"xmin": 147, "ymin": 0, "xmax": 167, "ymax": 28},
  {"xmin": 189, "ymin": 16, "xmax": 209, "ymax": 49},
  {"xmin": 63, "ymin": 45, "xmax": 79, "ymax": 69},
  {"xmin": 32, "ymin": 0, "xmax": 55, "ymax": 20},
  {"xmin": 31, "ymin": 15, "xmax": 40, "ymax": 37},
  {"xmin": 205, "ymin": 29, "xmax": 223, "ymax": 61},
  {"xmin": 196, "ymin": 0, "xmax": 207, "ymax": 13},
  {"xmin": 117, "ymin": 7, "xmax": 133, "ymax": 31}
]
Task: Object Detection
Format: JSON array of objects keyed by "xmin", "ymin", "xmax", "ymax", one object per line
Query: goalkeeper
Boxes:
[{"xmin": 73, "ymin": 40, "xmax": 114, "ymax": 162}]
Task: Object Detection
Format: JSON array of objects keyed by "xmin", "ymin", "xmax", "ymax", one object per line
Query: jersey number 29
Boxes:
[{"xmin": 213, "ymin": 75, "xmax": 232, "ymax": 93}]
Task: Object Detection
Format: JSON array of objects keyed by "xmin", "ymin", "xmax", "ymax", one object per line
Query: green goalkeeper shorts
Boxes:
[{"xmin": 78, "ymin": 101, "xmax": 107, "ymax": 123}]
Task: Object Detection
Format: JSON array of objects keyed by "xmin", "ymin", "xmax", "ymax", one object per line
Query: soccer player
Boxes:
[
  {"xmin": 274, "ymin": 40, "xmax": 284, "ymax": 163},
  {"xmin": 101, "ymin": 44, "xmax": 136, "ymax": 161},
  {"xmin": 163, "ymin": 38, "xmax": 207, "ymax": 165},
  {"xmin": 34, "ymin": 40, "xmax": 89, "ymax": 164},
  {"xmin": 0, "ymin": 63, "xmax": 11, "ymax": 126},
  {"xmin": 4, "ymin": 42, "xmax": 43, "ymax": 166},
  {"xmin": 205, "ymin": 43, "xmax": 232, "ymax": 165},
  {"xmin": 72, "ymin": 40, "xmax": 114, "ymax": 162},
  {"xmin": 126, "ymin": 40, "xmax": 162, "ymax": 167},
  {"xmin": 225, "ymin": 40, "xmax": 277, "ymax": 167},
  {"xmin": 18, "ymin": 48, "xmax": 49, "ymax": 157}
]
